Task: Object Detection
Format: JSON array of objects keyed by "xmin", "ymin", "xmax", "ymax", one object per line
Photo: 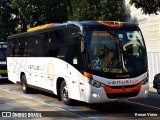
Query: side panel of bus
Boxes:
[{"xmin": 7, "ymin": 26, "xmax": 85, "ymax": 101}]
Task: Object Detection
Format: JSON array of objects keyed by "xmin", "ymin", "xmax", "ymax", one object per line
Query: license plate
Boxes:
[{"xmin": 117, "ymin": 97, "xmax": 128, "ymax": 102}]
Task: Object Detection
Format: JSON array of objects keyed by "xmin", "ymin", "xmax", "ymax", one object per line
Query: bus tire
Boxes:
[
  {"xmin": 60, "ymin": 80, "xmax": 72, "ymax": 105},
  {"xmin": 21, "ymin": 74, "xmax": 30, "ymax": 93}
]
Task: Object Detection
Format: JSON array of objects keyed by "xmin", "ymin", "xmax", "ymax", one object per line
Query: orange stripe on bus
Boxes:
[
  {"xmin": 27, "ymin": 23, "xmax": 54, "ymax": 32},
  {"xmin": 98, "ymin": 21, "xmax": 122, "ymax": 28},
  {"xmin": 84, "ymin": 72, "xmax": 93, "ymax": 79},
  {"xmin": 103, "ymin": 84, "xmax": 141, "ymax": 94}
]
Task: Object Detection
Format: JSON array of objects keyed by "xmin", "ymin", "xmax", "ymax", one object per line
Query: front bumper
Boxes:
[{"xmin": 85, "ymin": 82, "xmax": 149, "ymax": 103}]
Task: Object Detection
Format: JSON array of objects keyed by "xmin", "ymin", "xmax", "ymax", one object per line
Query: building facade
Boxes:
[{"xmin": 124, "ymin": 0, "xmax": 160, "ymax": 83}]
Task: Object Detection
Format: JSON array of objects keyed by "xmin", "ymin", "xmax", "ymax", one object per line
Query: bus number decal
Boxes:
[{"xmin": 92, "ymin": 60, "xmax": 102, "ymax": 70}]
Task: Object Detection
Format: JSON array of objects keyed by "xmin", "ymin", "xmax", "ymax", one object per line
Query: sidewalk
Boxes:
[{"xmin": 0, "ymin": 88, "xmax": 88, "ymax": 120}]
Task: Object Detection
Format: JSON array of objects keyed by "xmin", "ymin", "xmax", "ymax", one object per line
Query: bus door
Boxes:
[{"xmin": 68, "ymin": 31, "xmax": 86, "ymax": 101}]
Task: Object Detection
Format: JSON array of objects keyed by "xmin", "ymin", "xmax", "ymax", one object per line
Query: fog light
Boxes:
[
  {"xmin": 145, "ymin": 90, "xmax": 148, "ymax": 94},
  {"xmin": 92, "ymin": 92, "xmax": 100, "ymax": 99}
]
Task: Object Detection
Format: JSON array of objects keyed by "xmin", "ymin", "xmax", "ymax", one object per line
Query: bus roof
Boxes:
[
  {"xmin": 68, "ymin": 21, "xmax": 138, "ymax": 30},
  {"xmin": 8, "ymin": 21, "xmax": 139, "ymax": 39}
]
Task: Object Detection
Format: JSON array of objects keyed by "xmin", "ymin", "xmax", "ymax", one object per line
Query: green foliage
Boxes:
[
  {"xmin": 130, "ymin": 0, "xmax": 160, "ymax": 15},
  {"xmin": 69, "ymin": 0, "xmax": 124, "ymax": 21},
  {"xmin": 11, "ymin": 0, "xmax": 70, "ymax": 27},
  {"xmin": 0, "ymin": 0, "xmax": 125, "ymax": 38},
  {"xmin": 0, "ymin": 0, "xmax": 18, "ymax": 41}
]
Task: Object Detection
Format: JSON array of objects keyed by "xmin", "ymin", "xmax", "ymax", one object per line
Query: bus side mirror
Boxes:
[{"xmin": 78, "ymin": 33, "xmax": 85, "ymax": 53}]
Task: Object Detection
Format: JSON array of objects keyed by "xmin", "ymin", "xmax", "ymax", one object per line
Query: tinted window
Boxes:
[
  {"xmin": 19, "ymin": 37, "xmax": 26, "ymax": 56},
  {"xmin": 0, "ymin": 50, "xmax": 5, "ymax": 59},
  {"xmin": 12, "ymin": 39, "xmax": 19, "ymax": 56},
  {"xmin": 25, "ymin": 35, "xmax": 36, "ymax": 57},
  {"xmin": 85, "ymin": 29, "xmax": 147, "ymax": 77},
  {"xmin": 48, "ymin": 30, "xmax": 64, "ymax": 57},
  {"xmin": 69, "ymin": 36, "xmax": 82, "ymax": 69},
  {"xmin": 41, "ymin": 32, "xmax": 49, "ymax": 56}
]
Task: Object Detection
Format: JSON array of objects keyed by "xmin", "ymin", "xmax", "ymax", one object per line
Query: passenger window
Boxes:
[
  {"xmin": 25, "ymin": 36, "xmax": 36, "ymax": 57},
  {"xmin": 48, "ymin": 30, "xmax": 64, "ymax": 57}
]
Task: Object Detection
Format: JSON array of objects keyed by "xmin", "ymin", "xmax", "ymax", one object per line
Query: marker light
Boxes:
[
  {"xmin": 97, "ymin": 21, "xmax": 122, "ymax": 28},
  {"xmin": 27, "ymin": 23, "xmax": 54, "ymax": 32},
  {"xmin": 84, "ymin": 72, "xmax": 93, "ymax": 79}
]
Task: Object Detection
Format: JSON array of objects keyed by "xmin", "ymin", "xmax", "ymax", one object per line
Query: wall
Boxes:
[{"xmin": 124, "ymin": 0, "xmax": 160, "ymax": 83}]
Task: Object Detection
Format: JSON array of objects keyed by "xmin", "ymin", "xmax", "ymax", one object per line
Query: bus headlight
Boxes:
[
  {"xmin": 140, "ymin": 77, "xmax": 148, "ymax": 85},
  {"xmin": 88, "ymin": 79, "xmax": 105, "ymax": 88},
  {"xmin": 84, "ymin": 72, "xmax": 105, "ymax": 88}
]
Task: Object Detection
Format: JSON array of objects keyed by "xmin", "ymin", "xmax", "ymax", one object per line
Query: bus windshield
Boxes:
[
  {"xmin": 85, "ymin": 29, "xmax": 147, "ymax": 77},
  {"xmin": 0, "ymin": 44, "xmax": 7, "ymax": 60}
]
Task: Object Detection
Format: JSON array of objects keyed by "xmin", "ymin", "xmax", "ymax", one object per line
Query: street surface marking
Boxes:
[
  {"xmin": 128, "ymin": 101, "xmax": 160, "ymax": 110},
  {"xmin": 0, "ymin": 87, "xmax": 102, "ymax": 120}
]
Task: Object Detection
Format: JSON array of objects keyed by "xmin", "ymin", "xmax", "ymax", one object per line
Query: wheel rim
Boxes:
[{"xmin": 61, "ymin": 84, "xmax": 68, "ymax": 100}]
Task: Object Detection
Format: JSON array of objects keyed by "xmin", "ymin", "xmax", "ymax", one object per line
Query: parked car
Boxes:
[{"xmin": 153, "ymin": 73, "xmax": 160, "ymax": 94}]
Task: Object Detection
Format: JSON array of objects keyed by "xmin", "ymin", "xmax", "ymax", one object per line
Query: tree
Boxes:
[
  {"xmin": 130, "ymin": 0, "xmax": 160, "ymax": 15},
  {"xmin": 0, "ymin": 0, "xmax": 19, "ymax": 41},
  {"xmin": 1, "ymin": 0, "xmax": 125, "ymax": 38},
  {"xmin": 11, "ymin": 0, "xmax": 70, "ymax": 29},
  {"xmin": 69, "ymin": 0, "xmax": 125, "ymax": 21}
]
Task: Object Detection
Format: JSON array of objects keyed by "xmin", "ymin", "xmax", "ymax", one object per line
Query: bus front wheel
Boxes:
[
  {"xmin": 21, "ymin": 74, "xmax": 30, "ymax": 93},
  {"xmin": 60, "ymin": 80, "xmax": 72, "ymax": 105}
]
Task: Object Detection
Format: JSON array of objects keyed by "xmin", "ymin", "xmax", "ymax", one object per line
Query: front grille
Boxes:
[
  {"xmin": 106, "ymin": 91, "xmax": 139, "ymax": 99},
  {"xmin": 107, "ymin": 84, "xmax": 138, "ymax": 88}
]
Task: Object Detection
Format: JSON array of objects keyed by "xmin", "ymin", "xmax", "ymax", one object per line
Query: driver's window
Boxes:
[{"xmin": 69, "ymin": 37, "xmax": 82, "ymax": 70}]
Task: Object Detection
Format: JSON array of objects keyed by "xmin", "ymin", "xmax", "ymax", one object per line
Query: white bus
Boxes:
[{"xmin": 7, "ymin": 21, "xmax": 149, "ymax": 105}]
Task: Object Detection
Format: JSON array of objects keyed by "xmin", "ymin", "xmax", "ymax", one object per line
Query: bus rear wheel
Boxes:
[
  {"xmin": 60, "ymin": 80, "xmax": 72, "ymax": 105},
  {"xmin": 21, "ymin": 74, "xmax": 30, "ymax": 93}
]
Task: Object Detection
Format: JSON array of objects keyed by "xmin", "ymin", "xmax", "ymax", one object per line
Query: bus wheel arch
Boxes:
[
  {"xmin": 56, "ymin": 77, "xmax": 64, "ymax": 101},
  {"xmin": 57, "ymin": 77, "xmax": 73, "ymax": 105},
  {"xmin": 20, "ymin": 72, "xmax": 30, "ymax": 93}
]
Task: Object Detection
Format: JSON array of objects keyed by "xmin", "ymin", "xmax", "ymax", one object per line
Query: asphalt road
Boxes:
[{"xmin": 0, "ymin": 79, "xmax": 160, "ymax": 120}]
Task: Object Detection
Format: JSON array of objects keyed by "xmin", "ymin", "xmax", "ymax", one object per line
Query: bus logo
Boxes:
[{"xmin": 92, "ymin": 60, "xmax": 102, "ymax": 70}]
